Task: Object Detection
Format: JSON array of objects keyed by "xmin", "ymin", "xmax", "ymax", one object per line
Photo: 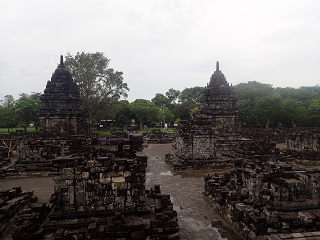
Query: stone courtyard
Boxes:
[{"xmin": 144, "ymin": 144, "xmax": 241, "ymax": 240}]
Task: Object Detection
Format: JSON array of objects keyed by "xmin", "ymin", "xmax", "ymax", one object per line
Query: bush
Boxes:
[
  {"xmin": 149, "ymin": 122, "xmax": 157, "ymax": 127},
  {"xmin": 150, "ymin": 127, "xmax": 160, "ymax": 133}
]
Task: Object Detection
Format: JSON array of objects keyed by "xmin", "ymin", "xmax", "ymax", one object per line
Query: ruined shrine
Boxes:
[
  {"xmin": 38, "ymin": 55, "xmax": 90, "ymax": 139},
  {"xmin": 15, "ymin": 56, "xmax": 90, "ymax": 164},
  {"xmin": 166, "ymin": 62, "xmax": 240, "ymax": 170}
]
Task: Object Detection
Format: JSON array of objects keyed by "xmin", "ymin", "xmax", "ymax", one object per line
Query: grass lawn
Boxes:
[
  {"xmin": 0, "ymin": 127, "xmax": 40, "ymax": 133},
  {"xmin": 0, "ymin": 127, "xmax": 176, "ymax": 134}
]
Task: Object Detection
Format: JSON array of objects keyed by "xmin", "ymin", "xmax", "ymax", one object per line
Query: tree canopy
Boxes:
[
  {"xmin": 128, "ymin": 99, "xmax": 158, "ymax": 130},
  {"xmin": 158, "ymin": 106, "xmax": 174, "ymax": 125},
  {"xmin": 165, "ymin": 88, "xmax": 180, "ymax": 103},
  {"xmin": 178, "ymin": 86, "xmax": 205, "ymax": 106},
  {"xmin": 234, "ymin": 82, "xmax": 320, "ymax": 128},
  {"xmin": 151, "ymin": 93, "xmax": 171, "ymax": 109},
  {"xmin": 64, "ymin": 52, "xmax": 129, "ymax": 123},
  {"xmin": 0, "ymin": 95, "xmax": 18, "ymax": 132},
  {"xmin": 14, "ymin": 98, "xmax": 41, "ymax": 131}
]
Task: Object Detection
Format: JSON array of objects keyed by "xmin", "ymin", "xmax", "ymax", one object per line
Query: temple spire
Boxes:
[
  {"xmin": 216, "ymin": 61, "xmax": 219, "ymax": 71},
  {"xmin": 60, "ymin": 55, "xmax": 64, "ymax": 66}
]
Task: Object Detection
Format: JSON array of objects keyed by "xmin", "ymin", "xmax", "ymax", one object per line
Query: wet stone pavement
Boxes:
[{"xmin": 144, "ymin": 144, "xmax": 242, "ymax": 240}]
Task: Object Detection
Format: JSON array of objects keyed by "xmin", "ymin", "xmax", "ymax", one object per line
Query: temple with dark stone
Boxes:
[
  {"xmin": 38, "ymin": 56, "xmax": 90, "ymax": 139},
  {"xmin": 166, "ymin": 62, "xmax": 240, "ymax": 170}
]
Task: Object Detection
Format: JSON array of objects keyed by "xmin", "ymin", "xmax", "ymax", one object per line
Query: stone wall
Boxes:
[{"xmin": 51, "ymin": 152, "xmax": 148, "ymax": 214}]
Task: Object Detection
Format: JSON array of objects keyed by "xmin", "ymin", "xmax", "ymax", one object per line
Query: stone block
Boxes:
[
  {"xmin": 100, "ymin": 178, "xmax": 112, "ymax": 185},
  {"xmin": 112, "ymin": 176, "xmax": 125, "ymax": 182},
  {"xmin": 112, "ymin": 182, "xmax": 127, "ymax": 190},
  {"xmin": 82, "ymin": 172, "xmax": 89, "ymax": 179}
]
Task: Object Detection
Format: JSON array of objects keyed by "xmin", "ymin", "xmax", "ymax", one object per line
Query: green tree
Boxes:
[
  {"xmin": 254, "ymin": 93, "xmax": 282, "ymax": 129},
  {"xmin": 234, "ymin": 81, "xmax": 274, "ymax": 101},
  {"xmin": 18, "ymin": 92, "xmax": 42, "ymax": 130},
  {"xmin": 64, "ymin": 52, "xmax": 129, "ymax": 123},
  {"xmin": 165, "ymin": 88, "xmax": 180, "ymax": 103},
  {"xmin": 237, "ymin": 99, "xmax": 255, "ymax": 128},
  {"xmin": 280, "ymin": 99, "xmax": 305, "ymax": 127},
  {"xmin": 158, "ymin": 106, "xmax": 175, "ymax": 125},
  {"xmin": 178, "ymin": 87, "xmax": 205, "ymax": 106},
  {"xmin": 0, "ymin": 95, "xmax": 18, "ymax": 132},
  {"xmin": 151, "ymin": 93, "xmax": 171, "ymax": 109},
  {"xmin": 174, "ymin": 118, "xmax": 181, "ymax": 125},
  {"xmin": 114, "ymin": 100, "xmax": 132, "ymax": 128},
  {"xmin": 172, "ymin": 102, "xmax": 197, "ymax": 120},
  {"xmin": 128, "ymin": 99, "xmax": 158, "ymax": 130},
  {"xmin": 18, "ymin": 92, "xmax": 42, "ymax": 101},
  {"xmin": 190, "ymin": 107, "xmax": 198, "ymax": 117},
  {"xmin": 306, "ymin": 99, "xmax": 320, "ymax": 126},
  {"xmin": 14, "ymin": 98, "xmax": 41, "ymax": 131}
]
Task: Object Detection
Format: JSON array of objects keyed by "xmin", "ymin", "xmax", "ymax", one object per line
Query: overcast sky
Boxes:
[{"xmin": 1, "ymin": 0, "xmax": 319, "ymax": 102}]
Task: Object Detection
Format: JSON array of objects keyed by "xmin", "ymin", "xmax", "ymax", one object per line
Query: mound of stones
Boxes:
[
  {"xmin": 239, "ymin": 127, "xmax": 320, "ymax": 151},
  {"xmin": 145, "ymin": 132, "xmax": 175, "ymax": 144},
  {"xmin": 204, "ymin": 158, "xmax": 320, "ymax": 239},
  {"xmin": 0, "ymin": 187, "xmax": 37, "ymax": 237},
  {"xmin": 165, "ymin": 152, "xmax": 233, "ymax": 170}
]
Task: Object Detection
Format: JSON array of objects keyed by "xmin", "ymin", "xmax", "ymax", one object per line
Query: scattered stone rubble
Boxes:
[
  {"xmin": 239, "ymin": 127, "xmax": 320, "ymax": 151},
  {"xmin": 238, "ymin": 127, "xmax": 320, "ymax": 165},
  {"xmin": 0, "ymin": 187, "xmax": 37, "ymax": 237},
  {"xmin": 0, "ymin": 158, "xmax": 13, "ymax": 177},
  {"xmin": 166, "ymin": 126, "xmax": 320, "ymax": 170},
  {"xmin": 233, "ymin": 138, "xmax": 279, "ymax": 161},
  {"xmin": 165, "ymin": 152, "xmax": 233, "ymax": 171},
  {"xmin": 145, "ymin": 132, "xmax": 175, "ymax": 144},
  {"xmin": 204, "ymin": 158, "xmax": 320, "ymax": 239},
  {"xmin": 268, "ymin": 231, "xmax": 320, "ymax": 240},
  {"xmin": 10, "ymin": 203, "xmax": 53, "ymax": 240}
]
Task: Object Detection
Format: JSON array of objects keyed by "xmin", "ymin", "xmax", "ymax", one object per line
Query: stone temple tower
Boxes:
[
  {"xmin": 38, "ymin": 56, "xmax": 90, "ymax": 139},
  {"xmin": 200, "ymin": 61, "xmax": 239, "ymax": 136},
  {"xmin": 175, "ymin": 62, "xmax": 239, "ymax": 161}
]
